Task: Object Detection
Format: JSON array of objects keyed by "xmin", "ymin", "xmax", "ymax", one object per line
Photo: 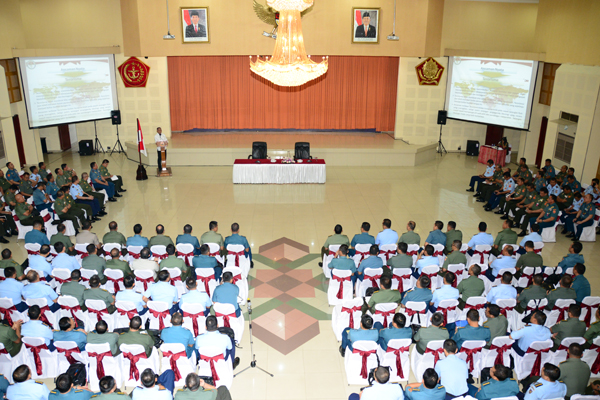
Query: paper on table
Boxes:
[{"xmin": 110, "ymin": 176, "xmax": 118, "ymax": 181}]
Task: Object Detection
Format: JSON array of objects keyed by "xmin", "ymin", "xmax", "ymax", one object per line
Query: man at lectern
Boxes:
[{"xmin": 154, "ymin": 127, "xmax": 168, "ymax": 168}]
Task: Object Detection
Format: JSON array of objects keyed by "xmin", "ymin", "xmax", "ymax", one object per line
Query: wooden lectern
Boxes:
[{"xmin": 157, "ymin": 142, "xmax": 172, "ymax": 177}]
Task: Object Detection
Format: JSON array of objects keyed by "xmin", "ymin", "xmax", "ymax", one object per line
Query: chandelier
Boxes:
[{"xmin": 250, "ymin": 0, "xmax": 328, "ymax": 87}]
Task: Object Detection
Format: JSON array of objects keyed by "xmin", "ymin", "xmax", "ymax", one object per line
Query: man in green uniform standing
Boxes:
[
  {"xmin": 319, "ymin": 224, "xmax": 350, "ymax": 261},
  {"xmin": 559, "ymin": 343, "xmax": 591, "ymax": 399},
  {"xmin": 550, "ymin": 304, "xmax": 586, "ymax": 350},
  {"xmin": 105, "ymin": 248, "xmax": 132, "ymax": 277},
  {"xmin": 160, "ymin": 244, "xmax": 189, "ymax": 280},
  {"xmin": 100, "ymin": 159, "xmax": 126, "ymax": 193},
  {"xmin": 117, "ymin": 316, "xmax": 155, "ymax": 357},
  {"xmin": 491, "ymin": 220, "xmax": 518, "ymax": 257},
  {"xmin": 444, "ymin": 221, "xmax": 462, "ymax": 254},
  {"xmin": 54, "ymin": 190, "xmax": 84, "ymax": 231},
  {"xmin": 82, "ymin": 275, "xmax": 115, "ymax": 313},
  {"xmin": 149, "ymin": 224, "xmax": 174, "ymax": 247},
  {"xmin": 15, "ymin": 193, "xmax": 44, "ymax": 226},
  {"xmin": 398, "ymin": 221, "xmax": 421, "ymax": 246}
]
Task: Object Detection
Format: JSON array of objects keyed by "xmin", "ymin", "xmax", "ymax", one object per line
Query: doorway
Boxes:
[
  {"xmin": 58, "ymin": 124, "xmax": 71, "ymax": 151},
  {"xmin": 12, "ymin": 115, "xmax": 26, "ymax": 167},
  {"xmin": 535, "ymin": 117, "xmax": 548, "ymax": 168}
]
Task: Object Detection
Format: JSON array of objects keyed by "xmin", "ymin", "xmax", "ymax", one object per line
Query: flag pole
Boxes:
[{"xmin": 136, "ymin": 118, "xmax": 148, "ymax": 181}]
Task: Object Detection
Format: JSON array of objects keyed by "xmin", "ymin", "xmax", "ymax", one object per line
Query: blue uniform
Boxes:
[
  {"xmin": 510, "ymin": 324, "xmax": 552, "ymax": 352},
  {"xmin": 358, "ymin": 255, "xmax": 383, "ymax": 274},
  {"xmin": 425, "ymin": 230, "xmax": 446, "ymax": 246},
  {"xmin": 519, "ymin": 232, "xmax": 542, "ymax": 247},
  {"xmin": 90, "ymin": 169, "xmax": 115, "ymax": 198},
  {"xmin": 21, "ymin": 320, "xmax": 53, "ymax": 345},
  {"xmin": 32, "ymin": 189, "xmax": 52, "ymax": 212},
  {"xmin": 405, "ymin": 383, "xmax": 446, "ymax": 400},
  {"xmin": 558, "ymin": 253, "xmax": 584, "ymax": 270},
  {"xmin": 524, "ymin": 377, "xmax": 567, "ymax": 400},
  {"xmin": 341, "ymin": 328, "xmax": 379, "ymax": 351},
  {"xmin": 375, "ymin": 229, "xmax": 399, "ymax": 246},
  {"xmin": 176, "ymin": 234, "xmax": 201, "ymax": 255},
  {"xmin": 46, "ymin": 182, "xmax": 59, "ymax": 198},
  {"xmin": 115, "ymin": 289, "xmax": 146, "ymax": 312},
  {"xmin": 0, "ymin": 278, "xmax": 24, "ymax": 307},
  {"xmin": 179, "ymin": 289, "xmax": 212, "ymax": 311},
  {"xmin": 489, "ymin": 256, "xmax": 517, "ymax": 277},
  {"xmin": 401, "ymin": 288, "xmax": 433, "ymax": 305},
  {"xmin": 415, "ymin": 256, "xmax": 438, "ymax": 274},
  {"xmin": 350, "ymin": 232, "xmax": 375, "ymax": 247},
  {"xmin": 49, "ymin": 387, "xmax": 93, "ymax": 400},
  {"xmin": 192, "ymin": 254, "xmax": 222, "ymax": 281},
  {"xmin": 5, "ymin": 169, "xmax": 20, "ymax": 183},
  {"xmin": 431, "ymin": 284, "xmax": 459, "ymax": 308},
  {"xmin": 143, "ymin": 281, "xmax": 178, "ymax": 305},
  {"xmin": 126, "ymin": 235, "xmax": 149, "ymax": 247},
  {"xmin": 452, "ymin": 325, "xmax": 491, "ymax": 349},
  {"xmin": 224, "ymin": 233, "xmax": 252, "ymax": 261},
  {"xmin": 468, "ymin": 232, "xmax": 494, "ymax": 248},
  {"xmin": 53, "ymin": 330, "xmax": 87, "ymax": 350},
  {"xmin": 24, "ymin": 230, "xmax": 50, "ymax": 246},
  {"xmin": 545, "ymin": 165, "xmax": 556, "ymax": 178},
  {"xmin": 22, "ymin": 281, "xmax": 58, "ymax": 305},
  {"xmin": 476, "ymin": 378, "xmax": 520, "ymax": 400},
  {"xmin": 69, "ymin": 184, "xmax": 84, "ymax": 199},
  {"xmin": 0, "ymin": 375, "xmax": 8, "ymax": 399},
  {"xmin": 161, "ymin": 325, "xmax": 195, "ymax": 358},
  {"xmin": 51, "ymin": 253, "xmax": 80, "ymax": 272},
  {"xmin": 572, "ymin": 274, "xmax": 591, "ymax": 303},
  {"xmin": 584, "ymin": 185, "xmax": 600, "ymax": 201},
  {"xmin": 547, "ymin": 184, "xmax": 561, "ymax": 196},
  {"xmin": 435, "ymin": 354, "xmax": 469, "ymax": 396},
  {"xmin": 6, "ymin": 379, "xmax": 51, "ymax": 400},
  {"xmin": 212, "ymin": 282, "xmax": 240, "ymax": 312},
  {"xmin": 486, "ymin": 284, "xmax": 517, "ymax": 305},
  {"xmin": 29, "ymin": 255, "xmax": 53, "ymax": 277},
  {"xmin": 377, "ymin": 327, "xmax": 412, "ymax": 350},
  {"xmin": 195, "ymin": 330, "xmax": 232, "ymax": 356}
]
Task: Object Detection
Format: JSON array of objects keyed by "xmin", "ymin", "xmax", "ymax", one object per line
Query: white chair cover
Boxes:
[
  {"xmin": 421, "ymin": 265, "xmax": 442, "ymax": 290},
  {"xmin": 580, "ymin": 297, "xmax": 600, "ymax": 327},
  {"xmin": 146, "ymin": 301, "xmax": 173, "ymax": 330},
  {"xmin": 331, "ymin": 298, "xmax": 363, "ymax": 341},
  {"xmin": 84, "ymin": 299, "xmax": 113, "ymax": 332},
  {"xmin": 356, "ymin": 267, "xmax": 384, "ymax": 298},
  {"xmin": 411, "ymin": 340, "xmax": 446, "ymax": 382},
  {"xmin": 344, "ymin": 340, "xmax": 379, "ymax": 385},
  {"xmin": 180, "ymin": 302, "xmax": 207, "ymax": 337},
  {"xmin": 456, "ymin": 340, "xmax": 487, "ymax": 379},
  {"xmin": 549, "ymin": 337, "xmax": 586, "ymax": 366},
  {"xmin": 378, "ymin": 244, "xmax": 398, "ymax": 263},
  {"xmin": 222, "ymin": 266, "xmax": 248, "ymax": 306},
  {"xmin": 205, "ymin": 243, "xmax": 225, "ymax": 265},
  {"xmin": 133, "ymin": 269, "xmax": 155, "ymax": 293},
  {"xmin": 512, "ymin": 339, "xmax": 553, "ymax": 380},
  {"xmin": 164, "ymin": 267, "xmax": 186, "ymax": 299},
  {"xmin": 327, "ymin": 269, "xmax": 353, "ymax": 306},
  {"xmin": 545, "ymin": 299, "xmax": 577, "ymax": 328},
  {"xmin": 401, "ymin": 301, "xmax": 429, "ymax": 328},
  {"xmin": 175, "ymin": 243, "xmax": 195, "ymax": 266},
  {"xmin": 353, "ymin": 243, "xmax": 372, "ymax": 269},
  {"xmin": 371, "ymin": 303, "xmax": 398, "ymax": 329},
  {"xmin": 114, "ymin": 300, "xmax": 143, "ymax": 330},
  {"xmin": 103, "ymin": 243, "xmax": 122, "ymax": 260},
  {"xmin": 195, "ymin": 268, "xmax": 218, "ymax": 299},
  {"xmin": 25, "ymin": 297, "xmax": 58, "ymax": 330},
  {"xmin": 86, "ymin": 342, "xmax": 120, "ymax": 392},
  {"xmin": 51, "ymin": 268, "xmax": 71, "ymax": 292},
  {"xmin": 22, "ymin": 336, "xmax": 58, "ymax": 379},
  {"xmin": 582, "ymin": 337, "xmax": 600, "ymax": 378},
  {"xmin": 226, "ymin": 244, "xmax": 250, "ymax": 277},
  {"xmin": 119, "ymin": 344, "xmax": 157, "ymax": 389},
  {"xmin": 103, "ymin": 269, "xmax": 125, "ymax": 294},
  {"xmin": 496, "ymin": 298, "xmax": 517, "ymax": 332},
  {"xmin": 378, "ymin": 338, "xmax": 411, "ymax": 382},
  {"xmin": 391, "ymin": 268, "xmax": 414, "ymax": 293},
  {"xmin": 213, "ymin": 302, "xmax": 244, "ymax": 343},
  {"xmin": 322, "ymin": 245, "xmax": 341, "ymax": 279},
  {"xmin": 482, "ymin": 336, "xmax": 514, "ymax": 369},
  {"xmin": 197, "ymin": 345, "xmax": 233, "ymax": 389},
  {"xmin": 57, "ymin": 295, "xmax": 86, "ymax": 326},
  {"xmin": 160, "ymin": 342, "xmax": 195, "ymax": 387},
  {"xmin": 127, "ymin": 245, "xmax": 144, "ymax": 265},
  {"xmin": 54, "ymin": 340, "xmax": 87, "ymax": 374}
]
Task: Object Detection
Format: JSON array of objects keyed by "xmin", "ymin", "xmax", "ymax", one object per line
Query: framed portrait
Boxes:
[
  {"xmin": 181, "ymin": 7, "xmax": 209, "ymax": 43},
  {"xmin": 352, "ymin": 7, "xmax": 380, "ymax": 44}
]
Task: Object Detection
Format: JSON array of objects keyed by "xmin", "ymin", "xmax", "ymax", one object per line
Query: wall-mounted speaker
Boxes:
[
  {"xmin": 437, "ymin": 110, "xmax": 447, "ymax": 125},
  {"xmin": 111, "ymin": 110, "xmax": 121, "ymax": 125}
]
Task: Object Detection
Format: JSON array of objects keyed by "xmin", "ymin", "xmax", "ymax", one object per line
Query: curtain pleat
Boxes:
[{"xmin": 167, "ymin": 56, "xmax": 399, "ymax": 132}]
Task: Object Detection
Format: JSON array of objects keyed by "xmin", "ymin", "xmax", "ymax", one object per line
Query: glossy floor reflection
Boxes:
[{"xmin": 6, "ymin": 150, "xmax": 599, "ymax": 399}]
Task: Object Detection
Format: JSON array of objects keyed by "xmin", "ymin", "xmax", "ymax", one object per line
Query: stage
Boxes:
[{"xmin": 125, "ymin": 131, "xmax": 438, "ymax": 167}]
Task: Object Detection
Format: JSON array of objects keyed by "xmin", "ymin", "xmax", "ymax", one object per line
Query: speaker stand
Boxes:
[
  {"xmin": 110, "ymin": 125, "xmax": 125, "ymax": 155},
  {"xmin": 93, "ymin": 121, "xmax": 105, "ymax": 154},
  {"xmin": 437, "ymin": 124, "xmax": 447, "ymax": 154}
]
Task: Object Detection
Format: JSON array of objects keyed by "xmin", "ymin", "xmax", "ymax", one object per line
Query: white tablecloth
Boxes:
[{"xmin": 233, "ymin": 161, "xmax": 326, "ymax": 184}]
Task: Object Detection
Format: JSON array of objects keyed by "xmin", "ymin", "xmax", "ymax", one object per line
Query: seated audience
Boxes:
[
  {"xmin": 466, "ymin": 222, "xmax": 494, "ymax": 255},
  {"xmin": 509, "ymin": 310, "xmax": 552, "ymax": 356},
  {"xmin": 444, "ymin": 221, "xmax": 462, "ymax": 254},
  {"xmin": 486, "ymin": 245, "xmax": 516, "ymax": 282},
  {"xmin": 0, "ymin": 266, "xmax": 26, "ymax": 311},
  {"xmin": 224, "ymin": 222, "xmax": 252, "ymax": 265},
  {"xmin": 53, "ymin": 317, "xmax": 87, "ymax": 350},
  {"xmin": 405, "ymin": 368, "xmax": 446, "ymax": 400},
  {"xmin": 7, "ymin": 365, "xmax": 50, "ymax": 400},
  {"xmin": 375, "ymin": 218, "xmax": 398, "ymax": 246},
  {"xmin": 59, "ymin": 269, "xmax": 86, "ymax": 308},
  {"xmin": 435, "ymin": 339, "xmax": 469, "ymax": 398},
  {"xmin": 377, "ymin": 313, "xmax": 412, "ymax": 350},
  {"xmin": 87, "ymin": 320, "xmax": 120, "ymax": 356},
  {"xmin": 82, "ymin": 275, "xmax": 115, "ymax": 313},
  {"xmin": 195, "ymin": 316, "xmax": 239, "ymax": 368},
  {"xmin": 453, "ymin": 309, "xmax": 491, "ymax": 349},
  {"xmin": 414, "ymin": 313, "xmax": 449, "ymax": 354},
  {"xmin": 159, "ymin": 243, "xmax": 189, "ymax": 280},
  {"xmin": 483, "ymin": 304, "xmax": 508, "ymax": 348},
  {"xmin": 430, "ymin": 272, "xmax": 459, "ymax": 310},
  {"xmin": 365, "ymin": 275, "xmax": 401, "ymax": 314},
  {"xmin": 558, "ymin": 241, "xmax": 584, "ymax": 270},
  {"xmin": 212, "ymin": 271, "xmax": 241, "ymax": 317},
  {"xmin": 131, "ymin": 247, "xmax": 160, "ymax": 278},
  {"xmin": 401, "ymin": 275, "xmax": 433, "ymax": 306},
  {"xmin": 103, "ymin": 221, "xmax": 126, "ymax": 246},
  {"xmin": 176, "ymin": 224, "xmax": 201, "ymax": 255},
  {"xmin": 115, "ymin": 274, "xmax": 147, "ymax": 314},
  {"xmin": 192, "ymin": 244, "xmax": 222, "ymax": 282},
  {"xmin": 572, "ymin": 263, "xmax": 591, "ymax": 303},
  {"xmin": 473, "ymin": 364, "xmax": 519, "ymax": 400},
  {"xmin": 516, "ymin": 274, "xmax": 547, "ymax": 312},
  {"xmin": 49, "ymin": 372, "xmax": 92, "ymax": 399},
  {"xmin": 21, "ymin": 305, "xmax": 55, "ymax": 350},
  {"xmin": 142, "ymin": 270, "xmax": 179, "ymax": 314},
  {"xmin": 550, "ymin": 304, "xmax": 586, "ymax": 350},
  {"xmin": 149, "ymin": 224, "xmax": 174, "ymax": 247},
  {"xmin": 457, "ymin": 264, "xmax": 485, "ymax": 308},
  {"xmin": 160, "ymin": 312, "xmax": 195, "ymax": 358},
  {"xmin": 117, "ymin": 316, "xmax": 155, "ymax": 357},
  {"xmin": 441, "ymin": 240, "xmax": 467, "ymax": 273},
  {"xmin": 22, "ymin": 270, "xmax": 60, "ymax": 311},
  {"xmin": 486, "ymin": 271, "xmax": 517, "ymax": 305},
  {"xmin": 547, "ymin": 275, "xmax": 577, "ymax": 310},
  {"xmin": 424, "ymin": 220, "xmax": 446, "ymax": 247},
  {"xmin": 127, "ymin": 223, "xmax": 149, "ymax": 247},
  {"xmin": 559, "ymin": 343, "xmax": 591, "ymax": 399},
  {"xmin": 52, "ymin": 241, "xmax": 80, "ymax": 272},
  {"xmin": 357, "ymin": 244, "xmax": 383, "ymax": 281},
  {"xmin": 348, "ymin": 366, "xmax": 403, "ymax": 400},
  {"xmin": 386, "ymin": 242, "xmax": 414, "ymax": 274},
  {"xmin": 179, "ymin": 276, "xmax": 212, "ymax": 315},
  {"xmin": 398, "ymin": 220, "xmax": 420, "ymax": 246},
  {"xmin": 82, "ymin": 243, "xmax": 107, "ymax": 282},
  {"xmin": 340, "ymin": 314, "xmax": 378, "ymax": 356},
  {"xmin": 524, "ymin": 363, "xmax": 567, "ymax": 400},
  {"xmin": 350, "ymin": 221, "xmax": 375, "ymax": 249}
]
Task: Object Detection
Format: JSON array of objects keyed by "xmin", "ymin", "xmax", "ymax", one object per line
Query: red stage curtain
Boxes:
[{"xmin": 167, "ymin": 56, "xmax": 398, "ymax": 132}]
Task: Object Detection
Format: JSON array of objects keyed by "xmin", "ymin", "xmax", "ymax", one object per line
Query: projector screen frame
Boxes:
[
  {"xmin": 444, "ymin": 56, "xmax": 540, "ymax": 132},
  {"xmin": 17, "ymin": 54, "xmax": 120, "ymax": 130}
]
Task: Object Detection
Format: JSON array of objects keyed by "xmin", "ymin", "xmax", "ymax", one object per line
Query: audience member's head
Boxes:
[
  {"xmin": 140, "ymin": 368, "xmax": 156, "ymax": 388},
  {"xmin": 96, "ymin": 320, "xmax": 109, "ymax": 334},
  {"xmin": 130, "ymin": 316, "xmax": 142, "ymax": 331},
  {"xmin": 501, "ymin": 271, "xmax": 513, "ymax": 284},
  {"xmin": 334, "ymin": 224, "xmax": 342, "ymax": 234},
  {"xmin": 206, "ymin": 316, "xmax": 218, "ymax": 332},
  {"xmin": 360, "ymin": 314, "xmax": 373, "ymax": 330},
  {"xmin": 542, "ymin": 363, "xmax": 560, "ymax": 382},
  {"xmin": 28, "ymin": 305, "xmax": 41, "ymax": 320},
  {"xmin": 431, "ymin": 312, "xmax": 444, "ymax": 327},
  {"xmin": 478, "ymin": 222, "xmax": 487, "ymax": 232},
  {"xmin": 423, "ymin": 368, "xmax": 439, "ymax": 389},
  {"xmin": 392, "ymin": 313, "xmax": 406, "ymax": 329},
  {"xmin": 155, "ymin": 224, "xmax": 165, "ymax": 235},
  {"xmin": 166, "ymin": 243, "xmax": 176, "ymax": 255},
  {"xmin": 13, "ymin": 365, "xmax": 31, "ymax": 383},
  {"xmin": 89, "ymin": 275, "xmax": 101, "ymax": 288},
  {"xmin": 383, "ymin": 219, "xmax": 391, "ymax": 229},
  {"xmin": 171, "ymin": 312, "xmax": 183, "ymax": 326},
  {"xmin": 183, "ymin": 224, "xmax": 193, "ymax": 234},
  {"xmin": 361, "ymin": 222, "xmax": 370, "ymax": 232},
  {"xmin": 140, "ymin": 247, "xmax": 151, "ymax": 259},
  {"xmin": 443, "ymin": 339, "xmax": 458, "ymax": 355},
  {"xmin": 380, "ymin": 275, "xmax": 391, "ymax": 290},
  {"xmin": 133, "ymin": 224, "xmax": 143, "ymax": 234}
]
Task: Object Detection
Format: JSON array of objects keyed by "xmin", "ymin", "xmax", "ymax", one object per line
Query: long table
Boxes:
[
  {"xmin": 478, "ymin": 145, "xmax": 507, "ymax": 167},
  {"xmin": 233, "ymin": 159, "xmax": 326, "ymax": 184}
]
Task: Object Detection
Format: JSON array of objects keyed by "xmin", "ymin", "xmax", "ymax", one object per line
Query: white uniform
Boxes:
[{"xmin": 131, "ymin": 385, "xmax": 172, "ymax": 400}]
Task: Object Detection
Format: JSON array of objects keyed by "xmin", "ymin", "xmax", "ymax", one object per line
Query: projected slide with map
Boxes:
[
  {"xmin": 445, "ymin": 57, "xmax": 538, "ymax": 130},
  {"xmin": 18, "ymin": 55, "xmax": 118, "ymax": 128}
]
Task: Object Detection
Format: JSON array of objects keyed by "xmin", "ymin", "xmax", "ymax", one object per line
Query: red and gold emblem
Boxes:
[
  {"xmin": 118, "ymin": 57, "xmax": 150, "ymax": 88},
  {"xmin": 415, "ymin": 57, "xmax": 445, "ymax": 86}
]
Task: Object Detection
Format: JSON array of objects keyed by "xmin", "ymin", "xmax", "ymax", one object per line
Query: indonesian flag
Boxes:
[{"xmin": 137, "ymin": 119, "xmax": 147, "ymax": 157}]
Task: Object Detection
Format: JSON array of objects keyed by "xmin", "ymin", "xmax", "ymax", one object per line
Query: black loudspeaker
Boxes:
[
  {"xmin": 437, "ymin": 110, "xmax": 447, "ymax": 125},
  {"xmin": 111, "ymin": 110, "xmax": 121, "ymax": 125},
  {"xmin": 294, "ymin": 142, "xmax": 311, "ymax": 159},
  {"xmin": 249, "ymin": 141, "xmax": 267, "ymax": 159},
  {"xmin": 466, "ymin": 140, "xmax": 480, "ymax": 156},
  {"xmin": 78, "ymin": 140, "xmax": 94, "ymax": 156}
]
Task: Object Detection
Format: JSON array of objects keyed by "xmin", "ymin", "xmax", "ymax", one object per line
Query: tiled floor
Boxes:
[{"xmin": 7, "ymin": 149, "xmax": 600, "ymax": 399}]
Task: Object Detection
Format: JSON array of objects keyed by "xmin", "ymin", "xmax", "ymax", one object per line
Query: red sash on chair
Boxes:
[
  {"xmin": 473, "ymin": 249, "xmax": 489, "ymax": 264},
  {"xmin": 88, "ymin": 350, "xmax": 112, "ymax": 378},
  {"xmin": 129, "ymin": 252, "xmax": 141, "ymax": 259},
  {"xmin": 88, "ymin": 308, "xmax": 109, "ymax": 322},
  {"xmin": 53, "ymin": 276, "xmax": 69, "ymax": 285},
  {"xmin": 183, "ymin": 311, "xmax": 204, "ymax": 336},
  {"xmin": 176, "ymin": 251, "xmax": 194, "ymax": 266},
  {"xmin": 394, "ymin": 273, "xmax": 412, "ymax": 293},
  {"xmin": 581, "ymin": 303, "xmax": 597, "ymax": 327},
  {"xmin": 153, "ymin": 253, "xmax": 168, "ymax": 261},
  {"xmin": 386, "ymin": 346, "xmax": 409, "ymax": 378},
  {"xmin": 196, "ymin": 274, "xmax": 215, "ymax": 297},
  {"xmin": 406, "ymin": 308, "xmax": 426, "ymax": 317},
  {"xmin": 589, "ymin": 344, "xmax": 600, "ymax": 374},
  {"xmin": 332, "ymin": 275, "xmax": 351, "ymax": 299},
  {"xmin": 499, "ymin": 305, "xmax": 514, "ymax": 318},
  {"xmin": 424, "ymin": 347, "xmax": 444, "ymax": 364},
  {"xmin": 117, "ymin": 307, "xmax": 138, "ymax": 319},
  {"xmin": 407, "ymin": 250, "xmax": 418, "ymax": 257},
  {"xmin": 556, "ymin": 344, "xmax": 571, "ymax": 359},
  {"xmin": 526, "ymin": 346, "xmax": 549, "ymax": 377},
  {"xmin": 209, "ymin": 251, "xmax": 220, "ymax": 257},
  {"xmin": 215, "ymin": 311, "xmax": 236, "ymax": 328},
  {"xmin": 26, "ymin": 249, "xmax": 40, "ymax": 256},
  {"xmin": 352, "ymin": 348, "xmax": 376, "ymax": 379},
  {"xmin": 169, "ymin": 275, "xmax": 182, "ymax": 287},
  {"xmin": 0, "ymin": 348, "xmax": 8, "ymax": 355},
  {"xmin": 553, "ymin": 304, "xmax": 570, "ymax": 323},
  {"xmin": 137, "ymin": 276, "xmax": 154, "ymax": 291},
  {"xmin": 366, "ymin": 274, "xmax": 381, "ymax": 289},
  {"xmin": 228, "ymin": 250, "xmax": 245, "ymax": 267},
  {"xmin": 376, "ymin": 309, "xmax": 396, "ymax": 328},
  {"xmin": 60, "ymin": 304, "xmax": 82, "ymax": 321},
  {"xmin": 230, "ymin": 274, "xmax": 241, "ymax": 285},
  {"xmin": 533, "ymin": 248, "xmax": 542, "ymax": 254},
  {"xmin": 464, "ymin": 303, "xmax": 485, "ymax": 312},
  {"xmin": 162, "ymin": 350, "xmax": 187, "ymax": 381},
  {"xmin": 0, "ymin": 305, "xmax": 16, "ymax": 326},
  {"xmin": 200, "ymin": 353, "xmax": 224, "ymax": 382},
  {"xmin": 123, "ymin": 351, "xmax": 148, "ymax": 381},
  {"xmin": 461, "ymin": 346, "xmax": 483, "ymax": 372},
  {"xmin": 105, "ymin": 276, "xmax": 123, "ymax": 293},
  {"xmin": 24, "ymin": 342, "xmax": 49, "ymax": 375},
  {"xmin": 437, "ymin": 305, "xmax": 457, "ymax": 326},
  {"xmin": 521, "ymin": 272, "xmax": 534, "ymax": 287},
  {"xmin": 433, "ymin": 250, "xmax": 444, "ymax": 258},
  {"xmin": 489, "ymin": 343, "xmax": 512, "ymax": 365},
  {"xmin": 149, "ymin": 309, "xmax": 170, "ymax": 329},
  {"xmin": 379, "ymin": 250, "xmax": 395, "ymax": 261},
  {"xmin": 38, "ymin": 305, "xmax": 52, "ymax": 327},
  {"xmin": 341, "ymin": 305, "xmax": 361, "ymax": 329},
  {"xmin": 57, "ymin": 346, "xmax": 81, "ymax": 364},
  {"xmin": 75, "ymin": 250, "xmax": 89, "ymax": 259},
  {"xmin": 355, "ymin": 251, "xmax": 369, "ymax": 263}
]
